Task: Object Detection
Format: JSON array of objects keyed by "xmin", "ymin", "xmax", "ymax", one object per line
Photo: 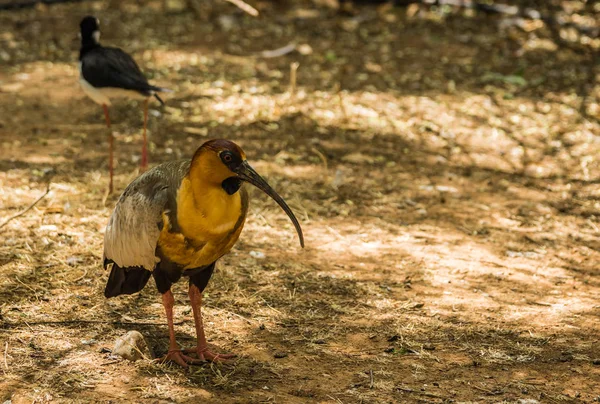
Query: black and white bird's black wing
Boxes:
[{"xmin": 81, "ymin": 46, "xmax": 164, "ymax": 95}]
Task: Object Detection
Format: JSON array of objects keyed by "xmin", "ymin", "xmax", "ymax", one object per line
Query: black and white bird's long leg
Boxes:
[
  {"xmin": 102, "ymin": 104, "xmax": 114, "ymax": 194},
  {"xmin": 141, "ymin": 99, "xmax": 149, "ymax": 171}
]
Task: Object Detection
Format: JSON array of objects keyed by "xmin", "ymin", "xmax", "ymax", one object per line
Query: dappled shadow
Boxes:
[
  {"xmin": 1, "ymin": 0, "xmax": 600, "ymax": 402},
  {"xmin": 2, "ymin": 105, "xmax": 600, "ymax": 400}
]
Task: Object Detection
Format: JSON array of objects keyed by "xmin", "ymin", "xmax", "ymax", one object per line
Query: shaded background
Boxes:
[{"xmin": 0, "ymin": 0, "xmax": 599, "ymax": 402}]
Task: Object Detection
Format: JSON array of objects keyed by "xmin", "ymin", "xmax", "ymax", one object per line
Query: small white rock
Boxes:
[
  {"xmin": 250, "ymin": 251, "xmax": 266, "ymax": 259},
  {"xmin": 297, "ymin": 44, "xmax": 313, "ymax": 55},
  {"xmin": 112, "ymin": 331, "xmax": 151, "ymax": 361}
]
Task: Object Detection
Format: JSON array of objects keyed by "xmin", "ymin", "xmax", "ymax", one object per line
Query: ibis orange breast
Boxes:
[{"xmin": 157, "ymin": 178, "xmax": 249, "ymax": 270}]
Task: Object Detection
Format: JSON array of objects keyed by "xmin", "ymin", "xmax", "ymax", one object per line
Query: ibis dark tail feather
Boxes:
[{"xmin": 104, "ymin": 259, "xmax": 152, "ymax": 298}]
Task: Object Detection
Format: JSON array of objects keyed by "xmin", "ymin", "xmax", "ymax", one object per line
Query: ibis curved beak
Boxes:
[{"xmin": 235, "ymin": 161, "xmax": 305, "ymax": 248}]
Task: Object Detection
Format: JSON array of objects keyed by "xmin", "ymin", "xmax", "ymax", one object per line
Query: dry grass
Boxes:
[{"xmin": 1, "ymin": 0, "xmax": 600, "ymax": 402}]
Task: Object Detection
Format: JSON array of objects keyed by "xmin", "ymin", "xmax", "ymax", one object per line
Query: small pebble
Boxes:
[
  {"xmin": 274, "ymin": 352, "xmax": 288, "ymax": 358},
  {"xmin": 250, "ymin": 251, "xmax": 266, "ymax": 259},
  {"xmin": 112, "ymin": 330, "xmax": 151, "ymax": 361}
]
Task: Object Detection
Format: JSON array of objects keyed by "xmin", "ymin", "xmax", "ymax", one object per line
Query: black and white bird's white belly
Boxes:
[{"xmin": 78, "ymin": 62, "xmax": 148, "ymax": 106}]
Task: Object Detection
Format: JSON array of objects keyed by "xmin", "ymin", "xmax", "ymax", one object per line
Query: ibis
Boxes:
[{"xmin": 103, "ymin": 139, "xmax": 304, "ymax": 367}]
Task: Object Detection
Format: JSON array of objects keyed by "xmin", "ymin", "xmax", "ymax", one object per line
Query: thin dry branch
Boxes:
[
  {"xmin": 260, "ymin": 43, "xmax": 297, "ymax": 59},
  {"xmin": 0, "ymin": 182, "xmax": 51, "ymax": 230},
  {"xmin": 3, "ymin": 341, "xmax": 8, "ymax": 371},
  {"xmin": 2, "ymin": 319, "xmax": 184, "ymax": 328},
  {"xmin": 223, "ymin": 0, "xmax": 258, "ymax": 16},
  {"xmin": 290, "ymin": 62, "xmax": 300, "ymax": 97}
]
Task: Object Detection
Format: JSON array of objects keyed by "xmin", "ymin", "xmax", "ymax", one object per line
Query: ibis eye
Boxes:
[{"xmin": 222, "ymin": 152, "xmax": 233, "ymax": 163}]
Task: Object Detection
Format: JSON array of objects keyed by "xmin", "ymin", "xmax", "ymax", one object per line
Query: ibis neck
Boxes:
[{"xmin": 176, "ymin": 168, "xmax": 243, "ymax": 241}]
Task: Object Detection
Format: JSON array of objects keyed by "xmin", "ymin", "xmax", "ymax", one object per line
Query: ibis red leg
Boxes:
[
  {"xmin": 102, "ymin": 104, "xmax": 114, "ymax": 194},
  {"xmin": 157, "ymin": 290, "xmax": 201, "ymax": 368},
  {"xmin": 141, "ymin": 99, "xmax": 149, "ymax": 171},
  {"xmin": 184, "ymin": 284, "xmax": 236, "ymax": 362}
]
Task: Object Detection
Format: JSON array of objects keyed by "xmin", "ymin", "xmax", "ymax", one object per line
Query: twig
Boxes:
[
  {"xmin": 15, "ymin": 277, "xmax": 40, "ymax": 302},
  {"xmin": 526, "ymin": 300, "xmax": 552, "ymax": 307},
  {"xmin": 369, "ymin": 369, "xmax": 374, "ymax": 389},
  {"xmin": 223, "ymin": 0, "xmax": 258, "ymax": 16},
  {"xmin": 2, "ymin": 319, "xmax": 184, "ymax": 328},
  {"xmin": 311, "ymin": 147, "xmax": 328, "ymax": 169},
  {"xmin": 326, "ymin": 226, "xmax": 343, "ymax": 240},
  {"xmin": 0, "ymin": 183, "xmax": 51, "ymax": 229},
  {"xmin": 71, "ymin": 268, "xmax": 88, "ymax": 283},
  {"xmin": 210, "ymin": 307, "xmax": 256, "ymax": 324},
  {"xmin": 289, "ymin": 62, "xmax": 299, "ymax": 97},
  {"xmin": 326, "ymin": 395, "xmax": 343, "ymax": 404},
  {"xmin": 260, "ymin": 43, "xmax": 296, "ymax": 59},
  {"xmin": 258, "ymin": 297, "xmax": 282, "ymax": 314},
  {"xmin": 338, "ymin": 92, "xmax": 349, "ymax": 122},
  {"xmin": 3, "ymin": 341, "xmax": 8, "ymax": 370}
]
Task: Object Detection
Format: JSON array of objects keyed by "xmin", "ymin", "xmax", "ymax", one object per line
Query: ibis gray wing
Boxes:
[
  {"xmin": 103, "ymin": 170, "xmax": 170, "ymax": 271},
  {"xmin": 103, "ymin": 160, "xmax": 190, "ymax": 271}
]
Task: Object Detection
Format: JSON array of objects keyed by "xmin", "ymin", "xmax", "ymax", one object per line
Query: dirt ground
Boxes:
[{"xmin": 1, "ymin": 0, "xmax": 599, "ymax": 402}]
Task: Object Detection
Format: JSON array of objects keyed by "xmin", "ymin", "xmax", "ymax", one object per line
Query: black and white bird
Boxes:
[{"xmin": 78, "ymin": 15, "xmax": 170, "ymax": 193}]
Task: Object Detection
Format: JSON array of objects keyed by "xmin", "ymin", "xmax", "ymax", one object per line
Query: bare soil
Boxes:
[{"xmin": 1, "ymin": 1, "xmax": 599, "ymax": 402}]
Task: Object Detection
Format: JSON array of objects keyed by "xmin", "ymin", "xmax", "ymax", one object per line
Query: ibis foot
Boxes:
[
  {"xmin": 158, "ymin": 349, "xmax": 204, "ymax": 368},
  {"xmin": 182, "ymin": 347, "xmax": 237, "ymax": 362}
]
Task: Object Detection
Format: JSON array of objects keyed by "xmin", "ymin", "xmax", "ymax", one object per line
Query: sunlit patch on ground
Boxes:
[{"xmin": 1, "ymin": 0, "xmax": 600, "ymax": 402}]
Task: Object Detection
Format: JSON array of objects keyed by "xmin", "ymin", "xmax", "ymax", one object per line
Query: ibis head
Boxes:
[{"xmin": 191, "ymin": 139, "xmax": 304, "ymax": 248}]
